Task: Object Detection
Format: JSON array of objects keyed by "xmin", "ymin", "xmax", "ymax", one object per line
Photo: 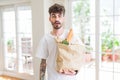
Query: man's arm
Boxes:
[{"xmin": 40, "ymin": 59, "xmax": 46, "ymax": 80}]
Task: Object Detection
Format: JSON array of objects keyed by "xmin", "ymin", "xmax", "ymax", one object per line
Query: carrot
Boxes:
[{"xmin": 66, "ymin": 28, "xmax": 73, "ymax": 42}]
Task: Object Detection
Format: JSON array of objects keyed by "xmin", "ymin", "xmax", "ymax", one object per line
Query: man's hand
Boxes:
[{"xmin": 58, "ymin": 69, "xmax": 78, "ymax": 75}]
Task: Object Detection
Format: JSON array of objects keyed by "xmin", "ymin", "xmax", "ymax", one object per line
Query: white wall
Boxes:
[
  {"xmin": 32, "ymin": 0, "xmax": 42, "ymax": 79},
  {"xmin": 0, "ymin": 7, "xmax": 4, "ymax": 74},
  {"xmin": 32, "ymin": 0, "xmax": 46, "ymax": 80}
]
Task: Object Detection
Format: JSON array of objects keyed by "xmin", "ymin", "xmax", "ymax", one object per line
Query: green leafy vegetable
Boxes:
[{"xmin": 62, "ymin": 39, "xmax": 69, "ymax": 45}]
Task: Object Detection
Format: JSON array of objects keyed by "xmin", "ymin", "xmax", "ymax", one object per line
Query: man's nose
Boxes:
[{"xmin": 55, "ymin": 16, "xmax": 59, "ymax": 20}]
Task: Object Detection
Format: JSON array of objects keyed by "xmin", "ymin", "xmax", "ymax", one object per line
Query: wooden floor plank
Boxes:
[{"xmin": 0, "ymin": 75, "xmax": 22, "ymax": 80}]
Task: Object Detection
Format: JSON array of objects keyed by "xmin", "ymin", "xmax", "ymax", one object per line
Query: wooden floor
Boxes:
[{"xmin": 0, "ymin": 75, "xmax": 22, "ymax": 80}]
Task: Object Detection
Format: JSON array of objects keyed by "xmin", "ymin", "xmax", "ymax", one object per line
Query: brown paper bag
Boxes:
[{"xmin": 55, "ymin": 38, "xmax": 85, "ymax": 73}]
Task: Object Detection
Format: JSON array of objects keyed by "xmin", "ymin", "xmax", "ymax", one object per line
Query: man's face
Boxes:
[{"xmin": 49, "ymin": 13, "xmax": 65, "ymax": 30}]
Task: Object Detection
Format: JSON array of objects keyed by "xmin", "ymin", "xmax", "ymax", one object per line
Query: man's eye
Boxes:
[
  {"xmin": 58, "ymin": 15, "xmax": 61, "ymax": 17},
  {"xmin": 51, "ymin": 15, "xmax": 54, "ymax": 17},
  {"xmin": 52, "ymin": 15, "xmax": 56, "ymax": 18},
  {"xmin": 51, "ymin": 14, "xmax": 63, "ymax": 18}
]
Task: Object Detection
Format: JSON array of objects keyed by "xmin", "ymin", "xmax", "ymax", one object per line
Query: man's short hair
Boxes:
[{"xmin": 48, "ymin": 3, "xmax": 65, "ymax": 16}]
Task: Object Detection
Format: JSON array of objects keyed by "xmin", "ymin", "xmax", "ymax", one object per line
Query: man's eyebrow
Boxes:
[
  {"xmin": 50, "ymin": 14, "xmax": 55, "ymax": 17},
  {"xmin": 51, "ymin": 13, "xmax": 62, "ymax": 15}
]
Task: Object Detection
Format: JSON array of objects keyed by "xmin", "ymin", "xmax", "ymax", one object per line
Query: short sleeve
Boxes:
[{"xmin": 36, "ymin": 36, "xmax": 49, "ymax": 59}]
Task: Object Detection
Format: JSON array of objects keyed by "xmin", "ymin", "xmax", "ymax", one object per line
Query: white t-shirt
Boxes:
[{"xmin": 36, "ymin": 30, "xmax": 84, "ymax": 80}]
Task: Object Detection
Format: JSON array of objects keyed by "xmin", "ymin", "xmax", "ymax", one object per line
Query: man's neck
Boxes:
[{"xmin": 51, "ymin": 27, "xmax": 64, "ymax": 37}]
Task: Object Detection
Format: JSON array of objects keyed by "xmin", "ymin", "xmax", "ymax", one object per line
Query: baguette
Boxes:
[{"xmin": 66, "ymin": 28, "xmax": 73, "ymax": 42}]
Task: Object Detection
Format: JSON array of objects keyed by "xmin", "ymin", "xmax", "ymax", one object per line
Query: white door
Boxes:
[{"xmin": 1, "ymin": 4, "xmax": 34, "ymax": 80}]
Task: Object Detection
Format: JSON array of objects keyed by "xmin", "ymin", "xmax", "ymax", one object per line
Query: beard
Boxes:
[
  {"xmin": 53, "ymin": 25, "xmax": 62, "ymax": 29},
  {"xmin": 52, "ymin": 21, "xmax": 62, "ymax": 30}
]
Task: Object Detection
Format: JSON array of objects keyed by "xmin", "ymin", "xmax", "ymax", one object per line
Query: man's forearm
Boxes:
[{"xmin": 40, "ymin": 59, "xmax": 46, "ymax": 80}]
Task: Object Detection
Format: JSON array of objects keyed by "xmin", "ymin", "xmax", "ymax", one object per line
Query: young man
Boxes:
[{"xmin": 36, "ymin": 3, "xmax": 84, "ymax": 80}]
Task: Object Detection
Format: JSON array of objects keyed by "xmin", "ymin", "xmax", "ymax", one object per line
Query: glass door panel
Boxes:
[
  {"xmin": 100, "ymin": 0, "xmax": 120, "ymax": 80},
  {"xmin": 71, "ymin": 0, "xmax": 120, "ymax": 80},
  {"xmin": 100, "ymin": 0, "xmax": 113, "ymax": 16},
  {"xmin": 17, "ymin": 6, "xmax": 33, "ymax": 74},
  {"xmin": 2, "ymin": 5, "xmax": 33, "ymax": 76},
  {"xmin": 114, "ymin": 0, "xmax": 120, "ymax": 15},
  {"xmin": 71, "ymin": 0, "xmax": 95, "ymax": 80},
  {"xmin": 2, "ymin": 8, "xmax": 17, "ymax": 71}
]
